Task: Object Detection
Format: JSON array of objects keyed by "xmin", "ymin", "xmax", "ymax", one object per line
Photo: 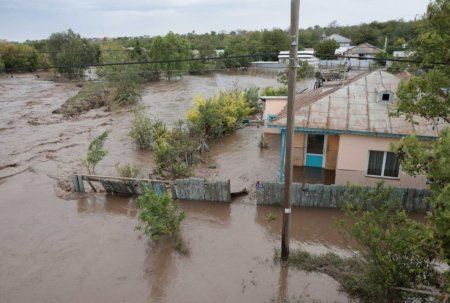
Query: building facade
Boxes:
[{"xmin": 263, "ymin": 70, "xmax": 447, "ymax": 189}]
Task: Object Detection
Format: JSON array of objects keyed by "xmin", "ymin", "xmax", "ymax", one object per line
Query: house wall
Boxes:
[
  {"xmin": 263, "ymin": 99, "xmax": 287, "ymax": 134},
  {"xmin": 335, "ymin": 134, "xmax": 428, "ymax": 188},
  {"xmin": 293, "ymin": 133, "xmax": 305, "ymax": 166},
  {"xmin": 325, "ymin": 135, "xmax": 339, "ymax": 170}
]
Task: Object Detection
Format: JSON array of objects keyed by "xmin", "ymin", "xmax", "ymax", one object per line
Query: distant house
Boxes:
[
  {"xmin": 322, "ymin": 34, "xmax": 351, "ymax": 47},
  {"xmin": 263, "ymin": 70, "xmax": 447, "ymax": 188},
  {"xmin": 278, "ymin": 49, "xmax": 319, "ymax": 67},
  {"xmin": 344, "ymin": 43, "xmax": 381, "ymax": 58},
  {"xmin": 392, "ymin": 50, "xmax": 415, "ymax": 58}
]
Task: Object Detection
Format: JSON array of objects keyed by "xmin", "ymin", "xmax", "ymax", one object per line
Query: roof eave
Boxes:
[{"xmin": 266, "ymin": 124, "xmax": 437, "ymax": 141}]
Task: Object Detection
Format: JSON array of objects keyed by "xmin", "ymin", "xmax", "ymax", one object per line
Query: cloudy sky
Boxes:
[{"xmin": 0, "ymin": 0, "xmax": 430, "ymax": 41}]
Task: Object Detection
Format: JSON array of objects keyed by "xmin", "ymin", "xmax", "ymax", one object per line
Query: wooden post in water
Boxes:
[{"xmin": 281, "ymin": 0, "xmax": 300, "ymax": 261}]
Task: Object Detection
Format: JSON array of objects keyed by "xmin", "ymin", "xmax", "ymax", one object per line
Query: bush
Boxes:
[
  {"xmin": 244, "ymin": 86, "xmax": 262, "ymax": 115},
  {"xmin": 136, "ymin": 187, "xmax": 186, "ymax": 240},
  {"xmin": 339, "ymin": 183, "xmax": 441, "ymax": 302},
  {"xmin": 130, "ymin": 111, "xmax": 167, "ymax": 149},
  {"xmin": 115, "ymin": 162, "xmax": 143, "ymax": 178},
  {"xmin": 262, "ymin": 86, "xmax": 288, "ymax": 96},
  {"xmin": 186, "ymin": 90, "xmax": 253, "ymax": 139},
  {"xmin": 152, "ymin": 121, "xmax": 198, "ymax": 178}
]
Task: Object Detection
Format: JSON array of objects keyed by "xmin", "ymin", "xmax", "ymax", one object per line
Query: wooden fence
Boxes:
[
  {"xmin": 72, "ymin": 175, "xmax": 231, "ymax": 202},
  {"xmin": 172, "ymin": 178, "xmax": 231, "ymax": 202},
  {"xmin": 72, "ymin": 174, "xmax": 170, "ymax": 195},
  {"xmin": 256, "ymin": 182, "xmax": 431, "ymax": 213}
]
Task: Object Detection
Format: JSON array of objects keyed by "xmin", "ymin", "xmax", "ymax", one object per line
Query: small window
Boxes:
[
  {"xmin": 382, "ymin": 93, "xmax": 390, "ymax": 101},
  {"xmin": 367, "ymin": 151, "xmax": 400, "ymax": 178},
  {"xmin": 379, "ymin": 91, "xmax": 394, "ymax": 103}
]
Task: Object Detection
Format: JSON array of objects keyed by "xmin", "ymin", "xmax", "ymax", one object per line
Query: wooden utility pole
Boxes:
[{"xmin": 281, "ymin": 0, "xmax": 300, "ymax": 261}]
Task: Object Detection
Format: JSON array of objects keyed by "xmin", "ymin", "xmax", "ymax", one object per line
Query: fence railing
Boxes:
[{"xmin": 256, "ymin": 182, "xmax": 430, "ymax": 212}]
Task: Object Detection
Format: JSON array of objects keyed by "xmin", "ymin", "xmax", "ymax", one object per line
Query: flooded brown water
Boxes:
[{"xmin": 0, "ymin": 73, "xmax": 350, "ymax": 303}]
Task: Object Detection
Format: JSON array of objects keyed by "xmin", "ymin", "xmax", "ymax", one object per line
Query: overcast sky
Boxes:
[{"xmin": 0, "ymin": 0, "xmax": 430, "ymax": 42}]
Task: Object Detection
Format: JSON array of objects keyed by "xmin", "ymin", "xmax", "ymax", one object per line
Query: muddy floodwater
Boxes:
[{"xmin": 1, "ymin": 73, "xmax": 349, "ymax": 303}]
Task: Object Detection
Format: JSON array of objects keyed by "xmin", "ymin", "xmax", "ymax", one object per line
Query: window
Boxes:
[
  {"xmin": 307, "ymin": 134, "xmax": 325, "ymax": 154},
  {"xmin": 382, "ymin": 93, "xmax": 390, "ymax": 101},
  {"xmin": 367, "ymin": 151, "xmax": 400, "ymax": 178},
  {"xmin": 379, "ymin": 91, "xmax": 394, "ymax": 103}
]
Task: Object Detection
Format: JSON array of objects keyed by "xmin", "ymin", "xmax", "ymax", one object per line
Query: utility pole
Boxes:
[{"xmin": 281, "ymin": 0, "xmax": 300, "ymax": 261}]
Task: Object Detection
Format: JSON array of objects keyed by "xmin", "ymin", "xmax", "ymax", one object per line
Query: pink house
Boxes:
[{"xmin": 263, "ymin": 70, "xmax": 447, "ymax": 189}]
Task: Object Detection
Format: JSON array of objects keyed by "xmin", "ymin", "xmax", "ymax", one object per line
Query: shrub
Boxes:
[
  {"xmin": 81, "ymin": 130, "xmax": 110, "ymax": 174},
  {"xmin": 152, "ymin": 121, "xmax": 198, "ymax": 178},
  {"xmin": 187, "ymin": 90, "xmax": 252, "ymax": 139},
  {"xmin": 339, "ymin": 183, "xmax": 441, "ymax": 302},
  {"xmin": 130, "ymin": 111, "xmax": 167, "ymax": 149},
  {"xmin": 262, "ymin": 86, "xmax": 288, "ymax": 96},
  {"xmin": 115, "ymin": 162, "xmax": 143, "ymax": 178},
  {"xmin": 136, "ymin": 187, "xmax": 186, "ymax": 240}
]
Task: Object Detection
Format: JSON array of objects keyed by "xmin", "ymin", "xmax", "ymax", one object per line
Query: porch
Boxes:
[
  {"xmin": 293, "ymin": 166, "xmax": 336, "ymax": 185},
  {"xmin": 279, "ymin": 129, "xmax": 339, "ymax": 185}
]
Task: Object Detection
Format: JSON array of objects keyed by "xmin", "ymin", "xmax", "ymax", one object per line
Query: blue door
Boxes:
[{"xmin": 305, "ymin": 134, "xmax": 325, "ymax": 168}]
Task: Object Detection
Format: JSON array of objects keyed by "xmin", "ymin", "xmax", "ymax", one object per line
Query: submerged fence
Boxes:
[
  {"xmin": 256, "ymin": 182, "xmax": 430, "ymax": 212},
  {"xmin": 172, "ymin": 178, "xmax": 231, "ymax": 202},
  {"xmin": 72, "ymin": 175, "xmax": 231, "ymax": 202}
]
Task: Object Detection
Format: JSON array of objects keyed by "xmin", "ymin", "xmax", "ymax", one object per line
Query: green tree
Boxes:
[
  {"xmin": 47, "ymin": 29, "xmax": 98, "ymax": 78},
  {"xmin": 392, "ymin": 0, "xmax": 450, "ymax": 292},
  {"xmin": 0, "ymin": 43, "xmax": 39, "ymax": 71},
  {"xmin": 149, "ymin": 32, "xmax": 192, "ymax": 80},
  {"xmin": 82, "ymin": 130, "xmax": 110, "ymax": 174},
  {"xmin": 393, "ymin": 0, "xmax": 449, "ymax": 123},
  {"xmin": 260, "ymin": 28, "xmax": 289, "ymax": 61},
  {"xmin": 314, "ymin": 39, "xmax": 339, "ymax": 59},
  {"xmin": 99, "ymin": 41, "xmax": 143, "ymax": 105}
]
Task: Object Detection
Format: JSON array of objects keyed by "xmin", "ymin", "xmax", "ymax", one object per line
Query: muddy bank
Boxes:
[{"xmin": 0, "ymin": 73, "xmax": 350, "ymax": 302}]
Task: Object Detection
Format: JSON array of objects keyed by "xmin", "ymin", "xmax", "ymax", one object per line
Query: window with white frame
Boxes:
[{"xmin": 367, "ymin": 151, "xmax": 400, "ymax": 178}]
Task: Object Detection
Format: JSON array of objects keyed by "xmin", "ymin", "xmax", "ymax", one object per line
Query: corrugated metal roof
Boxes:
[
  {"xmin": 271, "ymin": 70, "xmax": 447, "ymax": 138},
  {"xmin": 344, "ymin": 43, "xmax": 381, "ymax": 55},
  {"xmin": 325, "ymin": 34, "xmax": 351, "ymax": 43}
]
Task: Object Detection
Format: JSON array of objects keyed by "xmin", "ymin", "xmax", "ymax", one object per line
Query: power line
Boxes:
[{"xmin": 1, "ymin": 52, "xmax": 447, "ymax": 73}]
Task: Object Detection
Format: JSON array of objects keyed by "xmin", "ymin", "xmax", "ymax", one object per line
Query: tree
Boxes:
[
  {"xmin": 47, "ymin": 29, "xmax": 98, "ymax": 78},
  {"xmin": 148, "ymin": 32, "xmax": 192, "ymax": 80},
  {"xmin": 99, "ymin": 41, "xmax": 143, "ymax": 105},
  {"xmin": 82, "ymin": 130, "xmax": 110, "ymax": 174},
  {"xmin": 0, "ymin": 43, "xmax": 39, "ymax": 71},
  {"xmin": 314, "ymin": 39, "xmax": 339, "ymax": 59},
  {"xmin": 260, "ymin": 28, "xmax": 289, "ymax": 61},
  {"xmin": 393, "ymin": 0, "xmax": 450, "ymax": 123},
  {"xmin": 392, "ymin": 0, "xmax": 450, "ymax": 292}
]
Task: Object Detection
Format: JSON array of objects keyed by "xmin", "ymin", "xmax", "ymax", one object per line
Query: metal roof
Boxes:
[
  {"xmin": 344, "ymin": 43, "xmax": 381, "ymax": 55},
  {"xmin": 325, "ymin": 34, "xmax": 351, "ymax": 43},
  {"xmin": 271, "ymin": 70, "xmax": 447, "ymax": 138}
]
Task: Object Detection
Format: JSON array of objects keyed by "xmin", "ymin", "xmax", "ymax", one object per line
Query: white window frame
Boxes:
[{"xmin": 366, "ymin": 150, "xmax": 400, "ymax": 179}]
